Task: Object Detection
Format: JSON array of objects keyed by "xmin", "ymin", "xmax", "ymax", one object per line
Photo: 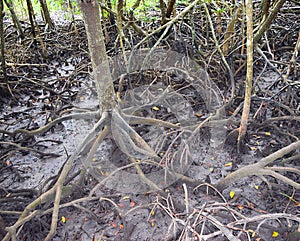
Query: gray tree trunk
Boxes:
[{"xmin": 77, "ymin": 0, "xmax": 116, "ymax": 112}]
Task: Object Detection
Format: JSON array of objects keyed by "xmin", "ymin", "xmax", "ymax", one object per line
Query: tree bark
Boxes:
[
  {"xmin": 26, "ymin": 0, "xmax": 36, "ymax": 40},
  {"xmin": 77, "ymin": 0, "xmax": 116, "ymax": 112},
  {"xmin": 39, "ymin": 0, "xmax": 54, "ymax": 29},
  {"xmin": 237, "ymin": 0, "xmax": 253, "ymax": 151},
  {"xmin": 253, "ymin": 0, "xmax": 286, "ymax": 45},
  {"xmin": 4, "ymin": 0, "xmax": 24, "ymax": 38},
  {"xmin": 0, "ymin": 0, "xmax": 6, "ymax": 78}
]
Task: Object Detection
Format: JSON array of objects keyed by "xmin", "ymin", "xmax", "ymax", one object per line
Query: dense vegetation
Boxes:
[{"xmin": 0, "ymin": 0, "xmax": 299, "ymax": 240}]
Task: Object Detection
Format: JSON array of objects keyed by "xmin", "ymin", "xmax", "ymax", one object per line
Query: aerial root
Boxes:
[
  {"xmin": 215, "ymin": 140, "xmax": 300, "ymax": 191},
  {"xmin": 4, "ymin": 106, "xmax": 299, "ymax": 240}
]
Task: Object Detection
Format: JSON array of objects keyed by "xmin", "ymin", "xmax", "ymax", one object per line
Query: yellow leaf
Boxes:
[
  {"xmin": 61, "ymin": 216, "xmax": 66, "ymax": 223},
  {"xmin": 229, "ymin": 191, "xmax": 235, "ymax": 199},
  {"xmin": 250, "ymin": 146, "xmax": 258, "ymax": 151},
  {"xmin": 123, "ymin": 196, "xmax": 130, "ymax": 200},
  {"xmin": 152, "ymin": 106, "xmax": 160, "ymax": 111},
  {"xmin": 98, "ymin": 167, "xmax": 104, "ymax": 175},
  {"xmin": 224, "ymin": 162, "xmax": 232, "ymax": 167},
  {"xmin": 265, "ymin": 132, "xmax": 271, "ymax": 136},
  {"xmin": 151, "ymin": 210, "xmax": 155, "ymax": 216},
  {"xmin": 248, "ymin": 229, "xmax": 256, "ymax": 237},
  {"xmin": 151, "ymin": 221, "xmax": 155, "ymax": 227},
  {"xmin": 195, "ymin": 113, "xmax": 202, "ymax": 117},
  {"xmin": 211, "ymin": 156, "xmax": 215, "ymax": 160},
  {"xmin": 254, "ymin": 185, "xmax": 259, "ymax": 190},
  {"xmin": 209, "ymin": 167, "xmax": 214, "ymax": 173},
  {"xmin": 272, "ymin": 231, "xmax": 279, "ymax": 237},
  {"xmin": 48, "ymin": 117, "xmax": 52, "ymax": 122}
]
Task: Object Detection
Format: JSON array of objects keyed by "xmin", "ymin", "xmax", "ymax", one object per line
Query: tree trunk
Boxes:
[
  {"xmin": 26, "ymin": 0, "xmax": 36, "ymax": 40},
  {"xmin": 237, "ymin": 0, "xmax": 253, "ymax": 151},
  {"xmin": 39, "ymin": 0, "xmax": 54, "ymax": 29},
  {"xmin": 77, "ymin": 0, "xmax": 116, "ymax": 112},
  {"xmin": 0, "ymin": 0, "xmax": 6, "ymax": 78},
  {"xmin": 4, "ymin": 0, "xmax": 24, "ymax": 38},
  {"xmin": 253, "ymin": 0, "xmax": 286, "ymax": 45}
]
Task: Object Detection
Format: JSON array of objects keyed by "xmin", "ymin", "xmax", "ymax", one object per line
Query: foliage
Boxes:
[{"xmin": 4, "ymin": 0, "xmax": 80, "ymax": 20}]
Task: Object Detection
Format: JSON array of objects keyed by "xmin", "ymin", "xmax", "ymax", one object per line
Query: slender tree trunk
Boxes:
[
  {"xmin": 166, "ymin": 0, "xmax": 176, "ymax": 20},
  {"xmin": 4, "ymin": 0, "xmax": 24, "ymax": 38},
  {"xmin": 106, "ymin": 0, "xmax": 115, "ymax": 26},
  {"xmin": 26, "ymin": 0, "xmax": 37, "ymax": 42},
  {"xmin": 38, "ymin": 0, "xmax": 54, "ymax": 29},
  {"xmin": 0, "ymin": 0, "xmax": 6, "ymax": 78},
  {"xmin": 253, "ymin": 0, "xmax": 286, "ymax": 45},
  {"xmin": 159, "ymin": 0, "xmax": 166, "ymax": 24},
  {"xmin": 237, "ymin": 0, "xmax": 253, "ymax": 151},
  {"xmin": 68, "ymin": 0, "xmax": 78, "ymax": 35},
  {"xmin": 77, "ymin": 0, "xmax": 116, "ymax": 112}
]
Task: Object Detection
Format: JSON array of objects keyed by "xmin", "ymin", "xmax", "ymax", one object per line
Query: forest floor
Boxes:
[{"xmin": 0, "ymin": 5, "xmax": 300, "ymax": 241}]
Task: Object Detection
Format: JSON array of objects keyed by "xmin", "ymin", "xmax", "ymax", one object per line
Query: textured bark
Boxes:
[
  {"xmin": 39, "ymin": 0, "xmax": 54, "ymax": 29},
  {"xmin": 237, "ymin": 0, "xmax": 253, "ymax": 151},
  {"xmin": 4, "ymin": 0, "xmax": 24, "ymax": 38},
  {"xmin": 253, "ymin": 0, "xmax": 287, "ymax": 44},
  {"xmin": 0, "ymin": 0, "xmax": 5, "ymax": 78},
  {"xmin": 78, "ymin": 0, "xmax": 116, "ymax": 111},
  {"xmin": 26, "ymin": 0, "xmax": 36, "ymax": 40},
  {"xmin": 166, "ymin": 0, "xmax": 176, "ymax": 19}
]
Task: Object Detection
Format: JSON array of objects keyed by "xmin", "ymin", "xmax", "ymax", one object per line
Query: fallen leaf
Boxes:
[
  {"xmin": 152, "ymin": 106, "xmax": 159, "ymax": 111},
  {"xmin": 248, "ymin": 229, "xmax": 256, "ymax": 237},
  {"xmin": 110, "ymin": 222, "xmax": 117, "ymax": 228},
  {"xmin": 229, "ymin": 191, "xmax": 235, "ymax": 199},
  {"xmin": 224, "ymin": 162, "xmax": 232, "ymax": 167},
  {"xmin": 272, "ymin": 231, "xmax": 279, "ymax": 237},
  {"xmin": 237, "ymin": 204, "xmax": 244, "ymax": 210}
]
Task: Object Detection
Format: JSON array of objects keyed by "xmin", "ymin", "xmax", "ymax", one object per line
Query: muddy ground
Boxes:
[{"xmin": 0, "ymin": 4, "xmax": 300, "ymax": 241}]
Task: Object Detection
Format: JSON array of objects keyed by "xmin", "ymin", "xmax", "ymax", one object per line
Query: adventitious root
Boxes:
[
  {"xmin": 2, "ymin": 107, "xmax": 188, "ymax": 240},
  {"xmin": 215, "ymin": 140, "xmax": 300, "ymax": 191},
  {"xmin": 2, "ymin": 112, "xmax": 108, "ymax": 241},
  {"xmin": 3, "ymin": 105, "xmax": 299, "ymax": 240},
  {"xmin": 0, "ymin": 111, "xmax": 100, "ymax": 137}
]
